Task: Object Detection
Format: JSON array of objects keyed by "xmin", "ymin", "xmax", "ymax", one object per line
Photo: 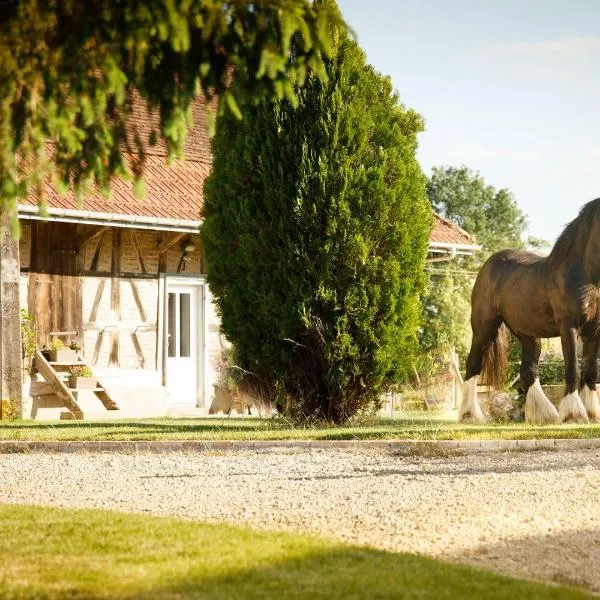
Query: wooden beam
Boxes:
[
  {"xmin": 81, "ymin": 270, "xmax": 157, "ymax": 280},
  {"xmin": 75, "ymin": 229, "xmax": 85, "ymax": 351},
  {"xmin": 89, "ymin": 279, "xmax": 106, "ymax": 323},
  {"xmin": 93, "ymin": 387, "xmax": 119, "ymax": 411},
  {"xmin": 157, "ymin": 232, "xmax": 185, "ymax": 255},
  {"xmin": 129, "ymin": 279, "xmax": 147, "ymax": 322},
  {"xmin": 91, "ymin": 330, "xmax": 104, "ymax": 366},
  {"xmin": 131, "ymin": 332, "xmax": 145, "ymax": 369},
  {"xmin": 130, "ymin": 231, "xmax": 147, "ymax": 273},
  {"xmin": 90, "ymin": 231, "xmax": 107, "ymax": 272},
  {"xmin": 109, "ymin": 230, "xmax": 121, "ymax": 367},
  {"xmin": 77, "ymin": 226, "xmax": 109, "ymax": 249}
]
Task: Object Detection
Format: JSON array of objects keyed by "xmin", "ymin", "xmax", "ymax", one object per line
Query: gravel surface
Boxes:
[{"xmin": 2, "ymin": 447, "xmax": 600, "ymax": 592}]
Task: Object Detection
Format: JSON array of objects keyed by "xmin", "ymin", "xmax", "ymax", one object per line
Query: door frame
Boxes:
[{"xmin": 158, "ymin": 274, "xmax": 207, "ymax": 408}]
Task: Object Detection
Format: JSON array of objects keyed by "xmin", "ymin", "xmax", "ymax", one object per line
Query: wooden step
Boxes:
[
  {"xmin": 34, "ymin": 351, "xmax": 83, "ymax": 418},
  {"xmin": 49, "ymin": 361, "xmax": 87, "ymax": 366},
  {"xmin": 34, "ymin": 350, "xmax": 120, "ymax": 416}
]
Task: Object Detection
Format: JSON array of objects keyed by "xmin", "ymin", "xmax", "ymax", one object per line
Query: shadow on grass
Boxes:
[
  {"xmin": 0, "ymin": 504, "xmax": 592, "ymax": 600},
  {"xmin": 127, "ymin": 547, "xmax": 592, "ymax": 600}
]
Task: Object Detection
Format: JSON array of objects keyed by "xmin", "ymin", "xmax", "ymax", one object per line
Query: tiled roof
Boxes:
[
  {"xmin": 20, "ymin": 153, "xmax": 208, "ymax": 221},
  {"xmin": 430, "ymin": 214, "xmax": 478, "ymax": 247},
  {"xmin": 21, "ymin": 94, "xmax": 212, "ymax": 221}
]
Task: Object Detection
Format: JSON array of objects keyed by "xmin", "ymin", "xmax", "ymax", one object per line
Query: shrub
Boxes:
[{"xmin": 202, "ymin": 36, "xmax": 431, "ymax": 423}]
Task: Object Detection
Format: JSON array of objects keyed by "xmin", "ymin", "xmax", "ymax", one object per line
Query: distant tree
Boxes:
[
  {"xmin": 419, "ymin": 269, "xmax": 472, "ymax": 359},
  {"xmin": 0, "ymin": 0, "xmax": 346, "ymax": 233},
  {"xmin": 202, "ymin": 36, "xmax": 431, "ymax": 423},
  {"xmin": 427, "ymin": 165, "xmax": 528, "ymax": 257}
]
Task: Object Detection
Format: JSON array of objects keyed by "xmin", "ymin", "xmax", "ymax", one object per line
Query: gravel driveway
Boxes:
[{"xmin": 2, "ymin": 447, "xmax": 600, "ymax": 592}]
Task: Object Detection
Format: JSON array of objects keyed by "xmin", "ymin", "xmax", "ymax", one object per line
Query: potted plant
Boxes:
[
  {"xmin": 68, "ymin": 365, "xmax": 97, "ymax": 390},
  {"xmin": 48, "ymin": 338, "xmax": 78, "ymax": 363}
]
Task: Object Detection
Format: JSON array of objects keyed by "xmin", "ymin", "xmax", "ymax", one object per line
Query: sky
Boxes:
[{"xmin": 337, "ymin": 0, "xmax": 600, "ymax": 245}]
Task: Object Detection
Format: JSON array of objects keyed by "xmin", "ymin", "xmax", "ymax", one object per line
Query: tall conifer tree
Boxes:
[{"xmin": 202, "ymin": 35, "xmax": 431, "ymax": 423}]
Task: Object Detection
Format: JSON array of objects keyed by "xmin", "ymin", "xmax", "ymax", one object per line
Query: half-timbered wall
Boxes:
[
  {"xmin": 80, "ymin": 226, "xmax": 202, "ymax": 370},
  {"xmin": 19, "ymin": 220, "xmax": 225, "ymax": 416}
]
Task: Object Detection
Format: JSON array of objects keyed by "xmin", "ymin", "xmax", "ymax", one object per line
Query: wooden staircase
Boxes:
[{"xmin": 34, "ymin": 350, "xmax": 119, "ymax": 420}]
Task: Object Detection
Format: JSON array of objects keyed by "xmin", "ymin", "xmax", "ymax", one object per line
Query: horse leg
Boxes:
[
  {"xmin": 458, "ymin": 321, "xmax": 500, "ymax": 424},
  {"xmin": 520, "ymin": 335, "xmax": 559, "ymax": 424},
  {"xmin": 458, "ymin": 340, "xmax": 486, "ymax": 423},
  {"xmin": 558, "ymin": 322, "xmax": 589, "ymax": 423},
  {"xmin": 580, "ymin": 337, "xmax": 600, "ymax": 422}
]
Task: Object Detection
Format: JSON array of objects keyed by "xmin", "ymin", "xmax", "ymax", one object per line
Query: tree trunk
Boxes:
[{"xmin": 0, "ymin": 214, "xmax": 22, "ymax": 419}]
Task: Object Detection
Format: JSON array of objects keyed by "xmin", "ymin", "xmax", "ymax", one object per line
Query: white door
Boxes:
[{"xmin": 165, "ymin": 281, "xmax": 203, "ymax": 406}]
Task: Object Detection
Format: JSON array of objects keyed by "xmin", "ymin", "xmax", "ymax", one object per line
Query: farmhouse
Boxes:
[{"xmin": 0, "ymin": 98, "xmax": 478, "ymax": 420}]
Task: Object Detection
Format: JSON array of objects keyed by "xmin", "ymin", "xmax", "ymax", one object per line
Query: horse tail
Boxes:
[{"xmin": 480, "ymin": 322, "xmax": 509, "ymax": 389}]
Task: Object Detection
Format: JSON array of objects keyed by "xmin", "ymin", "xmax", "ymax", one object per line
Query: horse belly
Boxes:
[
  {"xmin": 499, "ymin": 281, "xmax": 559, "ymax": 338},
  {"xmin": 504, "ymin": 314, "xmax": 560, "ymax": 339}
]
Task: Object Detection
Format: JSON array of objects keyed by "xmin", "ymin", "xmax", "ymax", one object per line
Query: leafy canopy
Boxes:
[
  {"xmin": 0, "ymin": 0, "xmax": 346, "ymax": 234},
  {"xmin": 428, "ymin": 165, "xmax": 529, "ymax": 257},
  {"xmin": 202, "ymin": 35, "xmax": 431, "ymax": 423}
]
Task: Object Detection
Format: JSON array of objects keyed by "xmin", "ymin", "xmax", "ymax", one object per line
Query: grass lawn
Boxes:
[
  {"xmin": 3, "ymin": 412, "xmax": 600, "ymax": 442},
  {"xmin": 0, "ymin": 504, "xmax": 592, "ymax": 599}
]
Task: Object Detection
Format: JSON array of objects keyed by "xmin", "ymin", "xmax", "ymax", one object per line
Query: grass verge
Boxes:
[
  {"xmin": 3, "ymin": 412, "xmax": 600, "ymax": 442},
  {"xmin": 0, "ymin": 504, "xmax": 593, "ymax": 599}
]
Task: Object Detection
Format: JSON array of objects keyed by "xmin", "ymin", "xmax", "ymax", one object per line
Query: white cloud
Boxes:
[{"xmin": 477, "ymin": 36, "xmax": 600, "ymax": 85}]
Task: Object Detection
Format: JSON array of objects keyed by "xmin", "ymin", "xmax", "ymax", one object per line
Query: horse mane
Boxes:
[{"xmin": 548, "ymin": 198, "xmax": 600, "ymax": 264}]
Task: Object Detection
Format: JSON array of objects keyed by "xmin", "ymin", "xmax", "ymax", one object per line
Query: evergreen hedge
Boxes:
[{"xmin": 201, "ymin": 37, "xmax": 431, "ymax": 423}]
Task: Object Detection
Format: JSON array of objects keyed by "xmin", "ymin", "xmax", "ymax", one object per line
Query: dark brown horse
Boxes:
[{"xmin": 459, "ymin": 198, "xmax": 600, "ymax": 424}]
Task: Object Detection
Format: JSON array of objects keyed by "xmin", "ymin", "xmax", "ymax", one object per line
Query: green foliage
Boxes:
[
  {"xmin": 427, "ymin": 165, "xmax": 529, "ymax": 257},
  {"xmin": 202, "ymin": 36, "xmax": 431, "ymax": 423},
  {"xmin": 49, "ymin": 338, "xmax": 66, "ymax": 351},
  {"xmin": 69, "ymin": 365, "xmax": 93, "ymax": 378},
  {"xmin": 69, "ymin": 341, "xmax": 81, "ymax": 351},
  {"xmin": 0, "ymin": 0, "xmax": 346, "ymax": 235},
  {"xmin": 419, "ymin": 268, "xmax": 472, "ymax": 359},
  {"xmin": 20, "ymin": 309, "xmax": 36, "ymax": 360}
]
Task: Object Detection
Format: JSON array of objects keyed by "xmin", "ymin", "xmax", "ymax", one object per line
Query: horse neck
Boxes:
[{"xmin": 550, "ymin": 214, "xmax": 600, "ymax": 284}]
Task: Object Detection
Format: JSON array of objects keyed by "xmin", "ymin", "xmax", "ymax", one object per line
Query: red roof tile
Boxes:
[
  {"xmin": 20, "ymin": 153, "xmax": 208, "ymax": 221},
  {"xmin": 21, "ymin": 95, "xmax": 212, "ymax": 221},
  {"xmin": 430, "ymin": 214, "xmax": 478, "ymax": 247}
]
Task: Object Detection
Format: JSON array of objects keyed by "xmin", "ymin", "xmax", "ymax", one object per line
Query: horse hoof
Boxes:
[
  {"xmin": 580, "ymin": 386, "xmax": 600, "ymax": 423},
  {"xmin": 558, "ymin": 391, "xmax": 590, "ymax": 424},
  {"xmin": 523, "ymin": 379, "xmax": 559, "ymax": 425}
]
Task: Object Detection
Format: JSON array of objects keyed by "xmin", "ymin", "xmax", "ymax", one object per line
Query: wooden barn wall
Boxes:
[
  {"xmin": 21, "ymin": 222, "xmax": 209, "ymax": 374},
  {"xmin": 25, "ymin": 221, "xmax": 82, "ymax": 348}
]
